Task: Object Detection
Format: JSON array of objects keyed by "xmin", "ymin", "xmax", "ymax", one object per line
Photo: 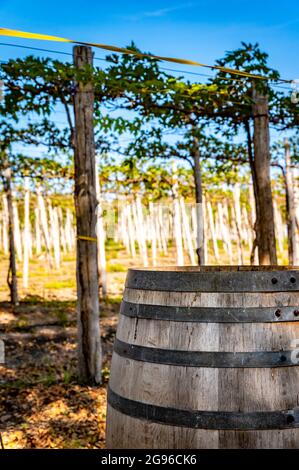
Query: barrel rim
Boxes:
[
  {"xmin": 126, "ymin": 267, "xmax": 299, "ymax": 292},
  {"xmin": 128, "ymin": 265, "xmax": 299, "ymax": 272}
]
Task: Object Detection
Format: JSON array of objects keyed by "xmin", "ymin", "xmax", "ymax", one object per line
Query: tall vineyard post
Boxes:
[{"xmin": 73, "ymin": 45, "xmax": 102, "ymax": 385}]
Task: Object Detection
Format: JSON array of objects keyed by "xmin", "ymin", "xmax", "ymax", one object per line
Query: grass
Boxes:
[
  {"xmin": 44, "ymin": 280, "xmax": 76, "ymax": 290},
  {"xmin": 55, "ymin": 310, "xmax": 69, "ymax": 326},
  {"xmin": 62, "ymin": 370, "xmax": 76, "ymax": 385},
  {"xmin": 14, "ymin": 318, "xmax": 30, "ymax": 329},
  {"xmin": 102, "ymin": 295, "xmax": 122, "ymax": 305},
  {"xmin": 22, "ymin": 296, "xmax": 76, "ymax": 310},
  {"xmin": 102, "ymin": 367, "xmax": 110, "ymax": 380},
  {"xmin": 106, "ymin": 262, "xmax": 127, "ymax": 273},
  {"xmin": 105, "ymin": 239, "xmax": 123, "ymax": 250}
]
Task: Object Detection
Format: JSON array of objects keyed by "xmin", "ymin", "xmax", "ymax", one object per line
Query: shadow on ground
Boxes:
[{"xmin": 0, "ymin": 296, "xmax": 120, "ymax": 448}]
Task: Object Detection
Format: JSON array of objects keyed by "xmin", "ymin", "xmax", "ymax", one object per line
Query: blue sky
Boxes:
[{"xmin": 0, "ymin": 0, "xmax": 298, "ymax": 81}]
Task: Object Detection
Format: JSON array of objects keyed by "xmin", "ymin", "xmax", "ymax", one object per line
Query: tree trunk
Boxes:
[
  {"xmin": 2, "ymin": 161, "xmax": 18, "ymax": 305},
  {"xmin": 284, "ymin": 138, "xmax": 298, "ymax": 265},
  {"xmin": 252, "ymin": 88, "xmax": 277, "ymax": 265},
  {"xmin": 192, "ymin": 138, "xmax": 205, "ymax": 265},
  {"xmin": 73, "ymin": 45, "xmax": 102, "ymax": 385}
]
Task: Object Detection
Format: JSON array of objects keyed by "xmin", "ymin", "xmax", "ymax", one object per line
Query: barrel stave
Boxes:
[{"xmin": 107, "ymin": 267, "xmax": 299, "ymax": 449}]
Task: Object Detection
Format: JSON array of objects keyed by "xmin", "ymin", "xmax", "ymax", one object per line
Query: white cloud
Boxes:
[
  {"xmin": 124, "ymin": 2, "xmax": 196, "ymax": 21},
  {"xmin": 268, "ymin": 17, "xmax": 299, "ymax": 30}
]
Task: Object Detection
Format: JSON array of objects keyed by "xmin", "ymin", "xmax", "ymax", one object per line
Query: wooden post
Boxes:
[
  {"xmin": 149, "ymin": 202, "xmax": 157, "ymax": 267},
  {"xmin": 158, "ymin": 204, "xmax": 168, "ymax": 255},
  {"xmin": 248, "ymin": 182, "xmax": 258, "ymax": 264},
  {"xmin": 13, "ymin": 196, "xmax": 22, "ymax": 262},
  {"xmin": 252, "ymin": 87, "xmax": 277, "ymax": 265},
  {"xmin": 293, "ymin": 171, "xmax": 299, "ymax": 256},
  {"xmin": 232, "ymin": 185, "xmax": 244, "ymax": 264},
  {"xmin": 1, "ymin": 194, "xmax": 8, "ymax": 254},
  {"xmin": 207, "ymin": 200, "xmax": 220, "ymax": 263},
  {"xmin": 58, "ymin": 207, "xmax": 67, "ymax": 254},
  {"xmin": 273, "ymin": 198, "xmax": 284, "ymax": 255},
  {"xmin": 37, "ymin": 186, "xmax": 52, "ymax": 268},
  {"xmin": 23, "ymin": 176, "xmax": 30, "ymax": 290},
  {"xmin": 192, "ymin": 137, "xmax": 205, "ymax": 265},
  {"xmin": 1, "ymin": 159, "xmax": 18, "ymax": 305},
  {"xmin": 95, "ymin": 160, "xmax": 107, "ymax": 297},
  {"xmin": 284, "ymin": 138, "xmax": 298, "ymax": 265},
  {"xmin": 135, "ymin": 195, "xmax": 148, "ymax": 266},
  {"xmin": 48, "ymin": 200, "xmax": 61, "ymax": 269},
  {"xmin": 180, "ymin": 198, "xmax": 196, "ymax": 265},
  {"xmin": 202, "ymin": 193, "xmax": 208, "ymax": 264},
  {"xmin": 172, "ymin": 162, "xmax": 184, "ymax": 266},
  {"xmin": 217, "ymin": 201, "xmax": 233, "ymax": 264},
  {"xmin": 65, "ymin": 208, "xmax": 74, "ymax": 252},
  {"xmin": 36, "ymin": 204, "xmax": 42, "ymax": 255},
  {"xmin": 73, "ymin": 45, "xmax": 102, "ymax": 385},
  {"xmin": 126, "ymin": 204, "xmax": 136, "ymax": 257}
]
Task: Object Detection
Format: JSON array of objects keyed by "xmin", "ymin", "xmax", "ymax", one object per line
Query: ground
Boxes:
[
  {"xmin": 0, "ymin": 297, "xmax": 119, "ymax": 448},
  {"xmin": 0, "ymin": 242, "xmax": 128, "ymax": 449},
  {"xmin": 0, "ymin": 241, "xmax": 172, "ymax": 449}
]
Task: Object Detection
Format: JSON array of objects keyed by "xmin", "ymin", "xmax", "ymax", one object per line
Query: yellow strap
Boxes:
[
  {"xmin": 0, "ymin": 27, "xmax": 72, "ymax": 43},
  {"xmin": 77, "ymin": 235, "xmax": 97, "ymax": 242},
  {"xmin": 0, "ymin": 27, "xmax": 287, "ymax": 82}
]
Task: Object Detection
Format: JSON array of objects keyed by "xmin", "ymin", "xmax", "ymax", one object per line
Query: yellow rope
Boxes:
[
  {"xmin": 77, "ymin": 235, "xmax": 97, "ymax": 242},
  {"xmin": 0, "ymin": 27, "xmax": 290, "ymax": 82}
]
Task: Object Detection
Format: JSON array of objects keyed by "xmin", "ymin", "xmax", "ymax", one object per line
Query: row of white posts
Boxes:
[
  {"xmin": 0, "ymin": 186, "xmax": 76, "ymax": 289},
  {"xmin": 0, "ymin": 183, "xmax": 298, "ymax": 293},
  {"xmin": 116, "ymin": 183, "xmax": 299, "ymax": 267},
  {"xmin": 117, "ymin": 188, "xmax": 257, "ymax": 267}
]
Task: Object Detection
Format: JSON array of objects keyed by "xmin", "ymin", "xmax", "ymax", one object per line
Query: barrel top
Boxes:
[
  {"xmin": 129, "ymin": 266, "xmax": 299, "ymax": 272},
  {"xmin": 126, "ymin": 266, "xmax": 299, "ymax": 292}
]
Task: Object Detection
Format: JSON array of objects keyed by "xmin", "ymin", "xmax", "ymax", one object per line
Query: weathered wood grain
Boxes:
[
  {"xmin": 73, "ymin": 45, "xmax": 101, "ymax": 385},
  {"xmin": 106, "ymin": 267, "xmax": 299, "ymax": 448}
]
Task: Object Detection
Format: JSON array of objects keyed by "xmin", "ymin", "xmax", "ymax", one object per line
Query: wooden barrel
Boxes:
[{"xmin": 106, "ymin": 266, "xmax": 299, "ymax": 448}]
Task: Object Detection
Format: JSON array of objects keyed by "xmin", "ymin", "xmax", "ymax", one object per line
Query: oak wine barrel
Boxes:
[{"xmin": 106, "ymin": 266, "xmax": 299, "ymax": 448}]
